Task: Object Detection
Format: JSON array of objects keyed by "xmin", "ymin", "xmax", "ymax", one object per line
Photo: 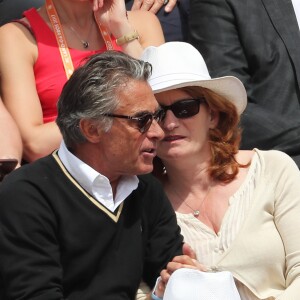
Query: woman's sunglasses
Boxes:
[
  {"xmin": 160, "ymin": 97, "xmax": 206, "ymax": 120},
  {"xmin": 104, "ymin": 109, "xmax": 165, "ymax": 133}
]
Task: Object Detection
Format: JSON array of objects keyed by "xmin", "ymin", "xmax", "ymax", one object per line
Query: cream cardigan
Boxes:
[{"xmin": 187, "ymin": 149, "xmax": 300, "ymax": 300}]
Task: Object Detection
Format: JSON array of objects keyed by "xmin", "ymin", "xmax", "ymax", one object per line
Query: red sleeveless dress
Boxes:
[{"xmin": 23, "ymin": 8, "xmax": 122, "ymax": 123}]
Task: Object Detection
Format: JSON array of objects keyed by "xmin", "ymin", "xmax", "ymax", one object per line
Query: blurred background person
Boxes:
[
  {"xmin": 189, "ymin": 0, "xmax": 300, "ymax": 168},
  {"xmin": 125, "ymin": 0, "xmax": 189, "ymax": 42}
]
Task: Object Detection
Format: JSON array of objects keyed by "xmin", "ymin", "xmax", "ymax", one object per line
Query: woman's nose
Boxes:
[{"xmin": 161, "ymin": 109, "xmax": 179, "ymax": 131}]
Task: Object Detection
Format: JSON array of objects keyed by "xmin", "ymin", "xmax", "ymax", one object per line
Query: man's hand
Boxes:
[
  {"xmin": 154, "ymin": 243, "xmax": 207, "ymax": 298},
  {"xmin": 130, "ymin": 0, "xmax": 177, "ymax": 14},
  {"xmin": 162, "ymin": 243, "xmax": 206, "ymax": 281}
]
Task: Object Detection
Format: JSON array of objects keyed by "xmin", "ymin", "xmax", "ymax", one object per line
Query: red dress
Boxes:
[{"xmin": 23, "ymin": 8, "xmax": 122, "ymax": 123}]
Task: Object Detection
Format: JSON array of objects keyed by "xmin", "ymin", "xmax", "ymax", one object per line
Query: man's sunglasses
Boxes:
[
  {"xmin": 103, "ymin": 109, "xmax": 165, "ymax": 133},
  {"xmin": 160, "ymin": 98, "xmax": 206, "ymax": 120}
]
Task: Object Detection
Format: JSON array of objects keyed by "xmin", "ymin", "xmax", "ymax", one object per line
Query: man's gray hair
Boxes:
[{"xmin": 56, "ymin": 51, "xmax": 152, "ymax": 147}]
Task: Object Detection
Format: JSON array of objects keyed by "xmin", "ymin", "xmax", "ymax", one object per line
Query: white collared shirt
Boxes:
[
  {"xmin": 58, "ymin": 141, "xmax": 139, "ymax": 212},
  {"xmin": 292, "ymin": 0, "xmax": 300, "ymax": 29}
]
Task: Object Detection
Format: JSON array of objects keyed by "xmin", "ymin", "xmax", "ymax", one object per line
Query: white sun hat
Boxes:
[
  {"xmin": 163, "ymin": 268, "xmax": 241, "ymax": 300},
  {"xmin": 141, "ymin": 42, "xmax": 247, "ymax": 115}
]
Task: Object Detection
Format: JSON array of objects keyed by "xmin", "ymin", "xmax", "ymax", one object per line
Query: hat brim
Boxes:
[{"xmin": 150, "ymin": 75, "xmax": 247, "ymax": 115}]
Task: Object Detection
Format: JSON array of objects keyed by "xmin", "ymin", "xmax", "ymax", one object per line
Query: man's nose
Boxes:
[{"xmin": 147, "ymin": 119, "xmax": 165, "ymax": 140}]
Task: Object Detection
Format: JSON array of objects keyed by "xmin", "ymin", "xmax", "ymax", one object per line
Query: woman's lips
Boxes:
[{"xmin": 163, "ymin": 135, "xmax": 184, "ymax": 142}]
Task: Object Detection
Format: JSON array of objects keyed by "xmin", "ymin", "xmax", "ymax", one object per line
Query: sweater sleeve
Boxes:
[
  {"xmin": 139, "ymin": 174, "xmax": 184, "ymax": 289},
  {"xmin": 0, "ymin": 177, "xmax": 65, "ymax": 299},
  {"xmin": 271, "ymin": 152, "xmax": 300, "ymax": 299}
]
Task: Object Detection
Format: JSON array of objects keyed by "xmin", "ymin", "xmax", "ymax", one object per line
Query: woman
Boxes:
[
  {"xmin": 141, "ymin": 42, "xmax": 300, "ymax": 299},
  {"xmin": 0, "ymin": 0, "xmax": 164, "ymax": 162}
]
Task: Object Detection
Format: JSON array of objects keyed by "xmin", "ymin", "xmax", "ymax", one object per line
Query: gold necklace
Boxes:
[
  {"xmin": 56, "ymin": 3, "xmax": 95, "ymax": 49},
  {"xmin": 172, "ymin": 184, "xmax": 212, "ymax": 217}
]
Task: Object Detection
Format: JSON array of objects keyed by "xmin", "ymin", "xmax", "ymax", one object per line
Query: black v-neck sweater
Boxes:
[{"xmin": 0, "ymin": 153, "xmax": 183, "ymax": 299}]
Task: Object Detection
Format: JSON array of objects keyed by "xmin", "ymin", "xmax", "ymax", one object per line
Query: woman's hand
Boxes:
[
  {"xmin": 91, "ymin": 0, "xmax": 164, "ymax": 58},
  {"xmin": 92, "ymin": 0, "xmax": 132, "ymax": 39},
  {"xmin": 91, "ymin": 0, "xmax": 105, "ymax": 11},
  {"xmin": 92, "ymin": 0, "xmax": 127, "ymax": 25}
]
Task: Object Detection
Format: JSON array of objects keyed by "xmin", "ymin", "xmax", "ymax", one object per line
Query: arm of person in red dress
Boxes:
[
  {"xmin": 0, "ymin": 22, "xmax": 62, "ymax": 162},
  {"xmin": 92, "ymin": 0, "xmax": 165, "ymax": 58},
  {"xmin": 0, "ymin": 99, "xmax": 22, "ymax": 166}
]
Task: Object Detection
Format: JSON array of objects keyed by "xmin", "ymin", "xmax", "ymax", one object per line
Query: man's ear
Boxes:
[{"xmin": 79, "ymin": 119, "xmax": 102, "ymax": 143}]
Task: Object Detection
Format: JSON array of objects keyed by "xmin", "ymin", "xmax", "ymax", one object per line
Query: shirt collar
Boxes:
[{"xmin": 57, "ymin": 141, "xmax": 139, "ymax": 212}]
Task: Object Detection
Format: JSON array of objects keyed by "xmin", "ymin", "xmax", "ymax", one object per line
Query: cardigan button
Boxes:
[{"xmin": 210, "ymin": 266, "xmax": 219, "ymax": 272}]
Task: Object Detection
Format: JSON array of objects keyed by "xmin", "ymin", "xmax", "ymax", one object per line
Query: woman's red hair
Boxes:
[{"xmin": 153, "ymin": 86, "xmax": 249, "ymax": 184}]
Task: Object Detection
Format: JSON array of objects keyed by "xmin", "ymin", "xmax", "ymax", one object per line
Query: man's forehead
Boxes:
[{"xmin": 116, "ymin": 79, "xmax": 159, "ymax": 112}]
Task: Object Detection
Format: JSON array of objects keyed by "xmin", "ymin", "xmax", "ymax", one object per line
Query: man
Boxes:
[
  {"xmin": 0, "ymin": 51, "xmax": 187, "ymax": 299},
  {"xmin": 189, "ymin": 0, "xmax": 300, "ymax": 168}
]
